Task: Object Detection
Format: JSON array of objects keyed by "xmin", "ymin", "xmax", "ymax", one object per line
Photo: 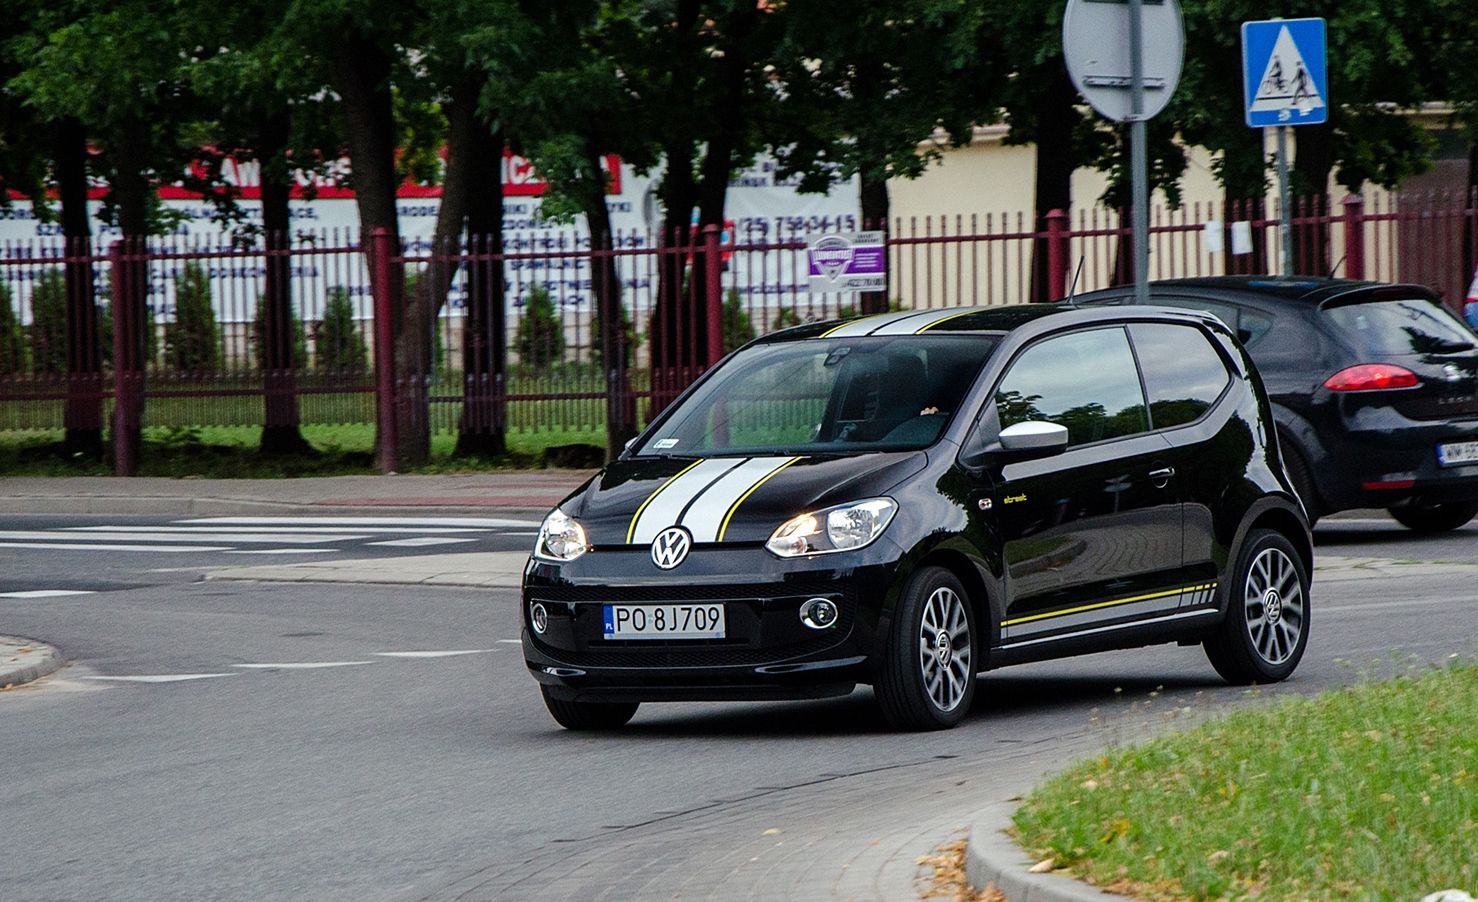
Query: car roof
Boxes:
[
  {"xmin": 1079, "ymin": 275, "xmax": 1438, "ymax": 308},
  {"xmin": 757, "ymin": 303, "xmax": 1214, "ymax": 344}
]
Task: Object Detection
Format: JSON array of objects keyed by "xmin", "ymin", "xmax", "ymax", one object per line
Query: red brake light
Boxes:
[{"xmin": 1323, "ymin": 364, "xmax": 1420, "ymax": 392}]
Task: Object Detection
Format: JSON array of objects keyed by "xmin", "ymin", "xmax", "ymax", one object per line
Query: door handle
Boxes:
[{"xmin": 1148, "ymin": 466, "xmax": 1175, "ymax": 488}]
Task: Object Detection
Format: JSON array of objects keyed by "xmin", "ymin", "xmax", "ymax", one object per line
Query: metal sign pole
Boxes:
[
  {"xmin": 1275, "ymin": 125, "xmax": 1294, "ymax": 275},
  {"xmin": 1129, "ymin": 0, "xmax": 1149, "ymax": 306}
]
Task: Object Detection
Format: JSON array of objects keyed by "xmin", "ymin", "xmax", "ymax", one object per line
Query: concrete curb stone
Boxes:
[
  {"xmin": 0, "ymin": 636, "xmax": 64, "ymax": 689},
  {"xmin": 966, "ymin": 800, "xmax": 1131, "ymax": 902}
]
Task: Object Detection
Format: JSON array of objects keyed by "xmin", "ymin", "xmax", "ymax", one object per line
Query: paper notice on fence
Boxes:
[
  {"xmin": 807, "ymin": 232, "xmax": 886, "ymax": 294},
  {"xmin": 1203, "ymin": 221, "xmax": 1225, "ymax": 254},
  {"xmin": 1230, "ymin": 221, "xmax": 1254, "ymax": 256}
]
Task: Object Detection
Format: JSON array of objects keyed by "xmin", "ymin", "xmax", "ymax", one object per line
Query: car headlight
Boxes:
[
  {"xmin": 534, "ymin": 509, "xmax": 588, "ymax": 562},
  {"xmin": 765, "ymin": 498, "xmax": 898, "ymax": 557}
]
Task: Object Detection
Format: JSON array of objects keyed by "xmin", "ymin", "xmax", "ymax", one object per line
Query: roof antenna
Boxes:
[
  {"xmin": 1062, "ymin": 255, "xmax": 1086, "ymax": 307},
  {"xmin": 1327, "ymin": 254, "xmax": 1346, "ymax": 280}
]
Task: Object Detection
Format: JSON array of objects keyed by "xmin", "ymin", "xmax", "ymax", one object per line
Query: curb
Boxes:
[
  {"xmin": 0, "ymin": 636, "xmax": 64, "ymax": 690},
  {"xmin": 966, "ymin": 800, "xmax": 1129, "ymax": 902}
]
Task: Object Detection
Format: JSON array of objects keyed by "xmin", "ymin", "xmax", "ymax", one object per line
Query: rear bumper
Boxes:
[{"xmin": 1317, "ymin": 416, "xmax": 1478, "ymax": 510}]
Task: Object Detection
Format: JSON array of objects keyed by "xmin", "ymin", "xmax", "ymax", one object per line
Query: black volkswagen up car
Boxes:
[
  {"xmin": 1077, "ymin": 278, "xmax": 1478, "ymax": 530},
  {"xmin": 522, "ymin": 305, "xmax": 1312, "ymax": 731}
]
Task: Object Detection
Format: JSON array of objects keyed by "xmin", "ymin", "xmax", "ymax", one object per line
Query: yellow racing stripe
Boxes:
[
  {"xmin": 625, "ymin": 458, "xmax": 705, "ymax": 544},
  {"xmin": 1001, "ymin": 582, "xmax": 1217, "ymax": 627},
  {"xmin": 913, "ymin": 309, "xmax": 980, "ymax": 333},
  {"xmin": 715, "ymin": 457, "xmax": 802, "ymax": 541}
]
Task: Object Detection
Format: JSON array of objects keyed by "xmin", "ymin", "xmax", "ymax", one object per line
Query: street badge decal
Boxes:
[{"xmin": 651, "ymin": 526, "xmax": 693, "ymax": 570}]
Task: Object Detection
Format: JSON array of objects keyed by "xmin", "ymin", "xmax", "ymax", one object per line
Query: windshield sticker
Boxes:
[{"xmin": 654, "ymin": 439, "xmax": 680, "ymax": 449}]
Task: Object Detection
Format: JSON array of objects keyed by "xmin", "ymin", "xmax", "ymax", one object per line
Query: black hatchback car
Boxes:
[
  {"xmin": 1076, "ymin": 278, "xmax": 1478, "ymax": 530},
  {"xmin": 522, "ymin": 305, "xmax": 1312, "ymax": 731}
]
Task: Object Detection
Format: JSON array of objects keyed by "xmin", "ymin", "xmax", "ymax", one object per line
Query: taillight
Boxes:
[{"xmin": 1323, "ymin": 364, "xmax": 1420, "ymax": 392}]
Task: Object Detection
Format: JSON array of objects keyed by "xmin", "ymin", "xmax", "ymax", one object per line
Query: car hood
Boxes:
[{"xmin": 564, "ymin": 452, "xmax": 928, "ymax": 547}]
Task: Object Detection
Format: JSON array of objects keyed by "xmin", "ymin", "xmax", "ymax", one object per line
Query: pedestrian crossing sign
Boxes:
[{"xmin": 1242, "ymin": 18, "xmax": 1327, "ymax": 127}]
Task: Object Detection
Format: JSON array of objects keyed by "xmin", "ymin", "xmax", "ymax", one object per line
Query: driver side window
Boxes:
[{"xmin": 995, "ymin": 328, "xmax": 1150, "ymax": 448}]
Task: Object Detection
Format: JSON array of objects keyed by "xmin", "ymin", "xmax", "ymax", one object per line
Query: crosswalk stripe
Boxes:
[
  {"xmin": 0, "ymin": 530, "xmax": 366, "ymax": 545},
  {"xmin": 0, "ymin": 589, "xmax": 96, "ymax": 598},
  {"xmin": 69, "ymin": 525, "xmax": 492, "ymax": 535},
  {"xmin": 232, "ymin": 661, "xmax": 373, "ymax": 669},
  {"xmin": 82, "ymin": 673, "xmax": 238, "ymax": 683},
  {"xmin": 223, "ymin": 549, "xmax": 336, "ymax": 555},
  {"xmin": 372, "ymin": 650, "xmax": 494, "ymax": 658},
  {"xmin": 0, "ymin": 542, "xmax": 235, "ymax": 552},
  {"xmin": 366, "ymin": 537, "xmax": 476, "ymax": 547},
  {"xmin": 180, "ymin": 516, "xmax": 541, "ymax": 528}
]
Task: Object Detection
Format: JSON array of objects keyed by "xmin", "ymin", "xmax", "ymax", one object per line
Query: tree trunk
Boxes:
[
  {"xmin": 108, "ymin": 116, "xmax": 153, "ymax": 470},
  {"xmin": 56, "ymin": 118, "xmax": 102, "ymax": 458},
  {"xmin": 650, "ymin": 141, "xmax": 698, "ymax": 414},
  {"xmin": 455, "ymin": 121, "xmax": 509, "ymax": 458},
  {"xmin": 1463, "ymin": 141, "xmax": 1477, "ymax": 299},
  {"xmin": 1223, "ymin": 129, "xmax": 1270, "ymax": 276},
  {"xmin": 586, "ymin": 149, "xmax": 636, "ymax": 461},
  {"xmin": 859, "ymin": 172, "xmax": 889, "ymax": 314},
  {"xmin": 1291, "ymin": 122, "xmax": 1335, "ymax": 276},
  {"xmin": 329, "ymin": 36, "xmax": 418, "ymax": 468},
  {"xmin": 258, "ymin": 110, "xmax": 313, "ymax": 456},
  {"xmin": 1030, "ymin": 67, "xmax": 1078, "ymax": 302}
]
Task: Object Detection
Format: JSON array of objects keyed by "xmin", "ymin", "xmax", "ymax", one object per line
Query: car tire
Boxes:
[
  {"xmin": 1204, "ymin": 528, "xmax": 1310, "ymax": 685},
  {"xmin": 874, "ymin": 566, "xmax": 977, "ymax": 731},
  {"xmin": 1281, "ymin": 444, "xmax": 1320, "ymax": 527},
  {"xmin": 1387, "ymin": 501, "xmax": 1478, "ymax": 533},
  {"xmin": 540, "ymin": 686, "xmax": 639, "ymax": 730}
]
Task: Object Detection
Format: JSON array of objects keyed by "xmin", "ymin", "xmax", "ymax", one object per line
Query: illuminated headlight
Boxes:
[
  {"xmin": 765, "ymin": 498, "xmax": 898, "ymax": 558},
  {"xmin": 534, "ymin": 510, "xmax": 588, "ymax": 562}
]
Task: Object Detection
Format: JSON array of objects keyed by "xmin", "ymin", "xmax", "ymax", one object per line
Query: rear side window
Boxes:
[
  {"xmin": 1129, "ymin": 323, "xmax": 1231, "ymax": 429},
  {"xmin": 1325, "ymin": 299, "xmax": 1477, "ymax": 357},
  {"xmin": 996, "ymin": 328, "xmax": 1149, "ymax": 448}
]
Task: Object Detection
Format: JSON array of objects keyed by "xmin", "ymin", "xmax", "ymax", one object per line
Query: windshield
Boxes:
[
  {"xmin": 635, "ymin": 335, "xmax": 999, "ymax": 457},
  {"xmin": 1326, "ymin": 298, "xmax": 1476, "ymax": 356}
]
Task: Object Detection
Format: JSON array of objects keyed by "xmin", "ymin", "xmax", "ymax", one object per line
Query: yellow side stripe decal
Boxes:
[
  {"xmin": 716, "ymin": 457, "xmax": 802, "ymax": 542},
  {"xmin": 913, "ymin": 309, "xmax": 980, "ymax": 333},
  {"xmin": 1001, "ymin": 582, "xmax": 1218, "ymax": 627},
  {"xmin": 625, "ymin": 458, "xmax": 705, "ymax": 544}
]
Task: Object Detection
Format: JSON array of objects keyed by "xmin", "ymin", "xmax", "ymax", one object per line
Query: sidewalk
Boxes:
[
  {"xmin": 0, "ymin": 471, "xmax": 594, "ymax": 518},
  {"xmin": 0, "ymin": 636, "xmax": 63, "ymax": 690}
]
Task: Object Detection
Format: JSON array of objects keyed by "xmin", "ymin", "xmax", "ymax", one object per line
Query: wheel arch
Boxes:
[
  {"xmin": 913, "ymin": 547, "xmax": 998, "ymax": 667},
  {"xmin": 1224, "ymin": 502, "xmax": 1314, "ymax": 614}
]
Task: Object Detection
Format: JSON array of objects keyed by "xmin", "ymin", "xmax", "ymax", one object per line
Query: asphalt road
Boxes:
[{"xmin": 1, "ymin": 513, "xmax": 1475, "ymax": 902}]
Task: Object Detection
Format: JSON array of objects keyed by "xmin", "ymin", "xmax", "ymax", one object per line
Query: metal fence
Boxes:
[{"xmin": 2, "ymin": 190, "xmax": 1473, "ymax": 472}]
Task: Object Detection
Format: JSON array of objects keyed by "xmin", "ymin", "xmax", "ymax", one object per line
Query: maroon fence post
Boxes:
[
  {"xmin": 109, "ymin": 239, "xmax": 142, "ymax": 476},
  {"xmin": 369, "ymin": 227, "xmax": 398, "ymax": 474},
  {"xmin": 1045, "ymin": 209, "xmax": 1069, "ymax": 301},
  {"xmin": 703, "ymin": 224, "xmax": 724, "ymax": 367},
  {"xmin": 1341, "ymin": 194, "xmax": 1366, "ymax": 281}
]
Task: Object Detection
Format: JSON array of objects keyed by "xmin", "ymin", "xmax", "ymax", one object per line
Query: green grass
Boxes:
[
  {"xmin": 1012, "ymin": 662, "xmax": 1478, "ymax": 900},
  {"xmin": 0, "ymin": 424, "xmax": 608, "ymax": 478}
]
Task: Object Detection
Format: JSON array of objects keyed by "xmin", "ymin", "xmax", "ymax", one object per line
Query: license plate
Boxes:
[
  {"xmin": 603, "ymin": 604, "xmax": 726, "ymax": 640},
  {"xmin": 1437, "ymin": 441, "xmax": 1478, "ymax": 467}
]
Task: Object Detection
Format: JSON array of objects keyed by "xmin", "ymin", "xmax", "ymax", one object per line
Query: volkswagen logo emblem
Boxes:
[
  {"xmin": 650, "ymin": 527, "xmax": 692, "ymax": 570},
  {"xmin": 1443, "ymin": 364, "xmax": 1463, "ymax": 383}
]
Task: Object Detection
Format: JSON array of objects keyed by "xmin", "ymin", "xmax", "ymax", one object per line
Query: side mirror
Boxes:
[{"xmin": 998, "ymin": 421, "xmax": 1069, "ymax": 456}]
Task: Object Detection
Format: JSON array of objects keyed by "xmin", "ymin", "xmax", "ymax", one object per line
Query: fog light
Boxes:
[
  {"xmin": 530, "ymin": 603, "xmax": 549, "ymax": 634},
  {"xmin": 799, "ymin": 597, "xmax": 839, "ymax": 630}
]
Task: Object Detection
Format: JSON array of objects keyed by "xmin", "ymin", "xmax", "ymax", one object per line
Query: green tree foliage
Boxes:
[
  {"xmin": 589, "ymin": 302, "xmax": 638, "ymax": 370},
  {"xmin": 0, "ymin": 282, "xmax": 26, "ymax": 374},
  {"xmin": 165, "ymin": 263, "xmax": 221, "ymax": 372},
  {"xmin": 770, "ymin": 307, "xmax": 802, "ymax": 333},
  {"xmin": 315, "ymin": 288, "xmax": 368, "ymax": 373},
  {"xmin": 28, "ymin": 268, "xmax": 66, "ymax": 375},
  {"xmin": 250, "ymin": 294, "xmax": 307, "ymax": 371},
  {"xmin": 722, "ymin": 289, "xmax": 755, "ymax": 353},
  {"xmin": 514, "ymin": 284, "xmax": 564, "ymax": 372}
]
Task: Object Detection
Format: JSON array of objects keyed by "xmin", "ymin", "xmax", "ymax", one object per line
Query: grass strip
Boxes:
[{"xmin": 1012, "ymin": 661, "xmax": 1478, "ymax": 901}]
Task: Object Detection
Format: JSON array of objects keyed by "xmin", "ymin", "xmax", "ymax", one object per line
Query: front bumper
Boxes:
[{"xmin": 521, "ymin": 545, "xmax": 902, "ymax": 702}]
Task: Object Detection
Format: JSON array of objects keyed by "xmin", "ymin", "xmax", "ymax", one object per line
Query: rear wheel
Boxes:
[
  {"xmin": 1388, "ymin": 501, "xmax": 1478, "ymax": 533},
  {"xmin": 1205, "ymin": 528, "xmax": 1310, "ymax": 685},
  {"xmin": 875, "ymin": 566, "xmax": 977, "ymax": 731},
  {"xmin": 540, "ymin": 686, "xmax": 639, "ymax": 730}
]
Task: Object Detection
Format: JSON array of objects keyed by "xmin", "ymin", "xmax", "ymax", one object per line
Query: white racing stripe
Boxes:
[
  {"xmin": 864, "ymin": 308, "xmax": 964, "ymax": 335},
  {"xmin": 180, "ymin": 516, "xmax": 540, "ymax": 528},
  {"xmin": 680, "ymin": 457, "xmax": 800, "ymax": 542},
  {"xmin": 819, "ymin": 310, "xmax": 922, "ymax": 338},
  {"xmin": 627, "ymin": 458, "xmax": 746, "ymax": 544}
]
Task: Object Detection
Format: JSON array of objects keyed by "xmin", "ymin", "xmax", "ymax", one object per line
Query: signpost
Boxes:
[
  {"xmin": 806, "ymin": 232, "xmax": 886, "ymax": 295},
  {"xmin": 1063, "ymin": 0, "xmax": 1184, "ymax": 307},
  {"xmin": 1242, "ymin": 18, "xmax": 1328, "ymax": 276}
]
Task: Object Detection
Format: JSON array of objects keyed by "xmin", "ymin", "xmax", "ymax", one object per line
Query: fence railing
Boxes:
[{"xmin": 1, "ymin": 190, "xmax": 1473, "ymax": 473}]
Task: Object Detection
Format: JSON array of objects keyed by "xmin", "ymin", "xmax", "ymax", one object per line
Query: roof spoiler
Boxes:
[{"xmin": 1317, "ymin": 283, "xmax": 1438, "ymax": 310}]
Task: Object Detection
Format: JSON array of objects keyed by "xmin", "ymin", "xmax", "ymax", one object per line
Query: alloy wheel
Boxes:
[
  {"xmin": 1243, "ymin": 547, "xmax": 1305, "ymax": 666},
  {"xmin": 917, "ymin": 586, "xmax": 972, "ymax": 712}
]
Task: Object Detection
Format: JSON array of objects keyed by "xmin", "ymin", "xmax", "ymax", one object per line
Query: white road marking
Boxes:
[
  {"xmin": 0, "ymin": 542, "xmax": 235, "ymax": 552},
  {"xmin": 231, "ymin": 661, "xmax": 374, "ymax": 669},
  {"xmin": 366, "ymin": 537, "xmax": 477, "ymax": 547},
  {"xmin": 0, "ymin": 530, "xmax": 367, "ymax": 545},
  {"xmin": 82, "ymin": 673, "xmax": 239, "ymax": 683},
  {"xmin": 0, "ymin": 589, "xmax": 96, "ymax": 598},
  {"xmin": 181, "ymin": 516, "xmax": 541, "ymax": 528},
  {"xmin": 372, "ymin": 650, "xmax": 495, "ymax": 658},
  {"xmin": 75, "ymin": 525, "xmax": 491, "ymax": 535},
  {"xmin": 496, "ymin": 639, "xmax": 522, "ymax": 644},
  {"xmin": 223, "ymin": 549, "xmax": 337, "ymax": 555}
]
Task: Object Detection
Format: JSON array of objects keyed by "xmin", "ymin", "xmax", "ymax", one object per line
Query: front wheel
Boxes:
[
  {"xmin": 1204, "ymin": 528, "xmax": 1310, "ymax": 684},
  {"xmin": 1388, "ymin": 501, "xmax": 1478, "ymax": 533},
  {"xmin": 874, "ymin": 566, "xmax": 977, "ymax": 731},
  {"xmin": 540, "ymin": 686, "xmax": 639, "ymax": 730}
]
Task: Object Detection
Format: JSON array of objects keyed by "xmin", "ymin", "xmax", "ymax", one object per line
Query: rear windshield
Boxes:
[
  {"xmin": 635, "ymin": 335, "xmax": 999, "ymax": 457},
  {"xmin": 1326, "ymin": 298, "xmax": 1476, "ymax": 356}
]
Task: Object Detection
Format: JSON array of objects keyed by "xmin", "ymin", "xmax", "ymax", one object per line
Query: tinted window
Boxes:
[
  {"xmin": 1238, "ymin": 309, "xmax": 1275, "ymax": 346},
  {"xmin": 1129, "ymin": 322, "xmax": 1231, "ymax": 429},
  {"xmin": 996, "ymin": 328, "xmax": 1149, "ymax": 448},
  {"xmin": 1325, "ymin": 299, "xmax": 1477, "ymax": 356}
]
